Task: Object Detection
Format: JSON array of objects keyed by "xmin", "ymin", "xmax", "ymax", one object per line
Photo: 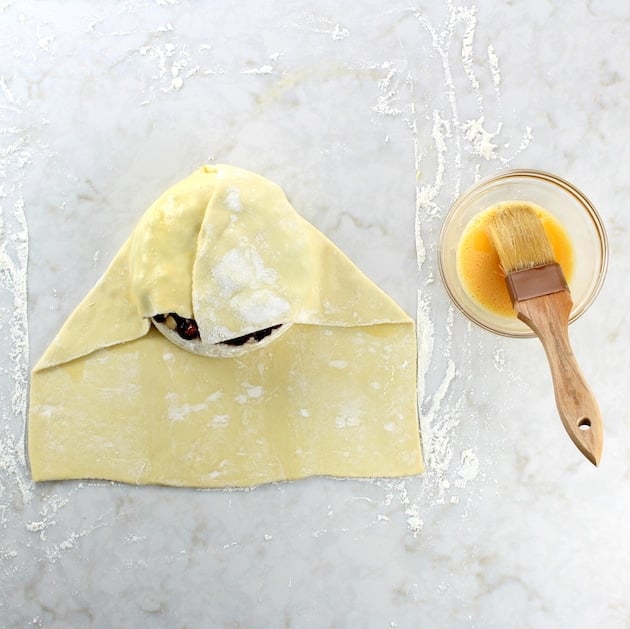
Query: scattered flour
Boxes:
[
  {"xmin": 405, "ymin": 503, "xmax": 424, "ymax": 535},
  {"xmin": 372, "ymin": 62, "xmax": 404, "ymax": 117},
  {"xmin": 461, "ymin": 116, "xmax": 501, "ymax": 160},
  {"xmin": 332, "ymin": 24, "xmax": 350, "ymax": 40},
  {"xmin": 386, "ymin": 1, "xmax": 529, "ymax": 534},
  {"xmin": 301, "ymin": 13, "xmax": 350, "ymax": 41},
  {"xmin": 493, "ymin": 346, "xmax": 505, "ymax": 371},
  {"xmin": 459, "ymin": 6, "xmax": 480, "ymax": 94},
  {"xmin": 138, "ymin": 40, "xmax": 193, "ymax": 94},
  {"xmin": 241, "ymin": 52, "xmax": 281, "ymax": 75},
  {"xmin": 0, "ymin": 173, "xmax": 31, "ymax": 518},
  {"xmin": 487, "ymin": 45, "xmax": 501, "ymax": 87},
  {"xmin": 415, "ymin": 110, "xmax": 450, "ymax": 217},
  {"xmin": 456, "ymin": 448, "xmax": 480, "ymax": 487},
  {"xmin": 25, "ymin": 520, "xmax": 47, "ymax": 533}
]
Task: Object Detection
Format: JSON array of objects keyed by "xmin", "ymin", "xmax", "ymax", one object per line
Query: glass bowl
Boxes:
[{"xmin": 438, "ymin": 169, "xmax": 608, "ymax": 337}]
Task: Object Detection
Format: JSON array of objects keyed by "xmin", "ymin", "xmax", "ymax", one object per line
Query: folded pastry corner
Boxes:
[{"xmin": 28, "ymin": 165, "xmax": 424, "ymax": 487}]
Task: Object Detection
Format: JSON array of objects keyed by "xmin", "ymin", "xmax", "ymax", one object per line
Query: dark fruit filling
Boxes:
[
  {"xmin": 153, "ymin": 314, "xmax": 281, "ymax": 346},
  {"xmin": 153, "ymin": 312, "xmax": 199, "ymax": 340},
  {"xmin": 178, "ymin": 318, "xmax": 200, "ymax": 340},
  {"xmin": 221, "ymin": 324, "xmax": 282, "ymax": 346}
]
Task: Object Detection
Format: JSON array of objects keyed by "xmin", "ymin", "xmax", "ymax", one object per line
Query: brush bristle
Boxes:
[{"xmin": 486, "ymin": 203, "xmax": 556, "ymax": 274}]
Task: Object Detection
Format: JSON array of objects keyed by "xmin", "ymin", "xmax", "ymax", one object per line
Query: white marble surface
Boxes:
[{"xmin": 1, "ymin": 1, "xmax": 629, "ymax": 627}]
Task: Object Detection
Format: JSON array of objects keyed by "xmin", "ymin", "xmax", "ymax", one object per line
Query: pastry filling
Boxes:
[{"xmin": 152, "ymin": 313, "xmax": 282, "ymax": 346}]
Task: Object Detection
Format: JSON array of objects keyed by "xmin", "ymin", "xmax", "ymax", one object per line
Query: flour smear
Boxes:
[
  {"xmin": 369, "ymin": 3, "xmax": 535, "ymax": 531},
  {"xmin": 0, "ymin": 70, "xmax": 34, "ymax": 579}
]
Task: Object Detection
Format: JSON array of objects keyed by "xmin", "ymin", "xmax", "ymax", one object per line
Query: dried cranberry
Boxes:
[{"xmin": 176, "ymin": 317, "xmax": 199, "ymax": 340}]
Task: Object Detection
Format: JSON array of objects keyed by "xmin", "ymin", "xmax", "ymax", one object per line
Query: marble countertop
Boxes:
[{"xmin": 1, "ymin": 1, "xmax": 629, "ymax": 627}]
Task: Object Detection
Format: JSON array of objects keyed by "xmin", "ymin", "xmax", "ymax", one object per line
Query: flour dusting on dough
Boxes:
[
  {"xmin": 335, "ymin": 415, "xmax": 360, "ymax": 429},
  {"xmin": 212, "ymin": 414, "xmax": 230, "ymax": 427},
  {"xmin": 214, "ymin": 248, "xmax": 278, "ymax": 295},
  {"xmin": 242, "ymin": 383, "xmax": 263, "ymax": 399},
  {"xmin": 231, "ymin": 289, "xmax": 290, "ymax": 325},
  {"xmin": 210, "ymin": 246, "xmax": 292, "ymax": 325},
  {"xmin": 225, "ymin": 187, "xmax": 242, "ymax": 212},
  {"xmin": 166, "ymin": 390, "xmax": 223, "ymax": 422},
  {"xmin": 329, "ymin": 360, "xmax": 347, "ymax": 369}
]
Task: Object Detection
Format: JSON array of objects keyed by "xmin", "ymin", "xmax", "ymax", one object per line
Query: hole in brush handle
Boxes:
[{"xmin": 578, "ymin": 417, "xmax": 592, "ymax": 431}]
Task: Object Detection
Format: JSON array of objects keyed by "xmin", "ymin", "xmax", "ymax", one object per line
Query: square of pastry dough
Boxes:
[{"xmin": 28, "ymin": 165, "xmax": 423, "ymax": 487}]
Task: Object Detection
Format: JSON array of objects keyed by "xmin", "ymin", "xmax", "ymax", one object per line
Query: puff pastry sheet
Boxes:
[{"xmin": 29, "ymin": 165, "xmax": 423, "ymax": 487}]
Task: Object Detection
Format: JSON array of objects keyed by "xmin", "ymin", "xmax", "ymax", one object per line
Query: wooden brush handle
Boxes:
[{"xmin": 515, "ymin": 290, "xmax": 603, "ymax": 465}]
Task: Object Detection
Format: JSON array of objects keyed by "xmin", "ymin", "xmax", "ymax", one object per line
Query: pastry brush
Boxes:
[{"xmin": 486, "ymin": 203, "xmax": 603, "ymax": 466}]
